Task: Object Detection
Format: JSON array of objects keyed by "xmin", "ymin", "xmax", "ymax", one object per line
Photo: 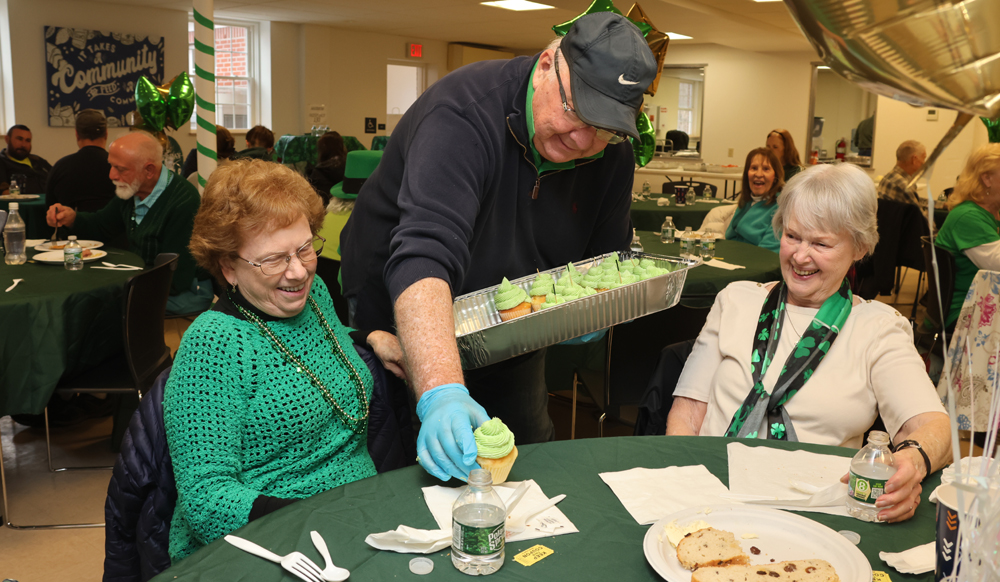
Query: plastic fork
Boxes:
[
  {"xmin": 507, "ymin": 493, "xmax": 566, "ymax": 534},
  {"xmin": 225, "ymin": 535, "xmax": 325, "ymax": 582}
]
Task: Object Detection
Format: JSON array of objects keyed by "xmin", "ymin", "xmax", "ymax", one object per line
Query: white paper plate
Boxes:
[
  {"xmin": 33, "ymin": 249, "xmax": 108, "ymax": 264},
  {"xmin": 0, "ymin": 194, "xmax": 40, "ymax": 200},
  {"xmin": 642, "ymin": 505, "xmax": 871, "ymax": 582},
  {"xmin": 34, "ymin": 240, "xmax": 104, "ymax": 252}
]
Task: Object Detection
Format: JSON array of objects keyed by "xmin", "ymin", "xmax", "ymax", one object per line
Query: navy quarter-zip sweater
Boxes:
[{"xmin": 341, "ymin": 55, "xmax": 635, "ymax": 331}]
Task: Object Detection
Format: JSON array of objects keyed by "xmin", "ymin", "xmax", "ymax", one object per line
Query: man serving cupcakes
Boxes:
[{"xmin": 340, "ymin": 13, "xmax": 657, "ymax": 481}]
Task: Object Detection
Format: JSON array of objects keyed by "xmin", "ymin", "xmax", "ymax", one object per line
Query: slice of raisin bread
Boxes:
[
  {"xmin": 691, "ymin": 559, "xmax": 840, "ymax": 582},
  {"xmin": 676, "ymin": 527, "xmax": 750, "ymax": 570}
]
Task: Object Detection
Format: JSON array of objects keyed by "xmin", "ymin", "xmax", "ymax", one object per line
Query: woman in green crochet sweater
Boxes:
[
  {"xmin": 726, "ymin": 147, "xmax": 785, "ymax": 253},
  {"xmin": 163, "ymin": 160, "xmax": 408, "ymax": 562}
]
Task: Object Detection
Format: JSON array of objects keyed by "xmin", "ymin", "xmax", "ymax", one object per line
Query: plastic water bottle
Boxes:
[
  {"xmin": 3, "ymin": 202, "xmax": 26, "ymax": 265},
  {"xmin": 700, "ymin": 234, "xmax": 716, "ymax": 260},
  {"xmin": 8, "ymin": 177, "xmax": 20, "ymax": 197},
  {"xmin": 661, "ymin": 217, "xmax": 675, "ymax": 243},
  {"xmin": 846, "ymin": 430, "xmax": 897, "ymax": 522},
  {"xmin": 630, "ymin": 233, "xmax": 644, "ymax": 253},
  {"xmin": 64, "ymin": 235, "xmax": 83, "ymax": 270},
  {"xmin": 680, "ymin": 226, "xmax": 697, "ymax": 258},
  {"xmin": 642, "ymin": 180, "xmax": 651, "ymax": 197},
  {"xmin": 452, "ymin": 468, "xmax": 505, "ymax": 575}
]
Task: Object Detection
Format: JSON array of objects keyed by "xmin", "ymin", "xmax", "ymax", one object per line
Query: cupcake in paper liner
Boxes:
[
  {"xmin": 494, "ymin": 277, "xmax": 530, "ymax": 321},
  {"xmin": 474, "ymin": 417, "xmax": 517, "ymax": 484},
  {"xmin": 529, "ymin": 273, "xmax": 554, "ymax": 312}
]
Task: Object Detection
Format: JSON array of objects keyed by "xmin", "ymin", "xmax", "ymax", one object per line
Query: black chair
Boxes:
[
  {"xmin": 571, "ymin": 306, "xmax": 709, "ymax": 437},
  {"xmin": 315, "ymin": 256, "xmax": 350, "ymax": 326},
  {"xmin": 920, "ymin": 236, "xmax": 957, "ymax": 356},
  {"xmin": 635, "ymin": 339, "xmax": 697, "ymax": 435},
  {"xmin": 855, "ymin": 199, "xmax": 928, "ymax": 315},
  {"xmin": 154, "ymin": 254, "xmax": 214, "ymax": 321},
  {"xmin": 665, "ymin": 130, "xmax": 689, "ymax": 151},
  {"xmin": 0, "ymin": 254, "xmax": 177, "ymax": 530}
]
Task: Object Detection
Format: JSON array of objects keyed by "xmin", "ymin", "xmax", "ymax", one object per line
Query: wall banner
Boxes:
[{"xmin": 45, "ymin": 26, "xmax": 164, "ymax": 128}]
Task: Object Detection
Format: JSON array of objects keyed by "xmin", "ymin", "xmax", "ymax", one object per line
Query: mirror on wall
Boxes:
[
  {"xmin": 644, "ymin": 65, "xmax": 705, "ymax": 157},
  {"xmin": 807, "ymin": 65, "xmax": 877, "ymax": 166}
]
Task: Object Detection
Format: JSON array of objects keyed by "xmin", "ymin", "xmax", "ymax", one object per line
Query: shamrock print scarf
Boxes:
[{"xmin": 724, "ymin": 280, "xmax": 852, "ymax": 441}]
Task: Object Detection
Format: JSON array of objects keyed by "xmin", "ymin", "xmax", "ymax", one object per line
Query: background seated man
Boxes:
[
  {"xmin": 877, "ymin": 140, "xmax": 926, "ymax": 206},
  {"xmin": 46, "ymin": 109, "xmax": 115, "ymax": 213},
  {"xmin": 46, "ymin": 131, "xmax": 212, "ymax": 315},
  {"xmin": 0, "ymin": 124, "xmax": 52, "ymax": 194}
]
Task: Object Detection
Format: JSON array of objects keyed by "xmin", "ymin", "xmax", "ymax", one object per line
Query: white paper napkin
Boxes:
[
  {"xmin": 365, "ymin": 525, "xmax": 451, "ymax": 554},
  {"xmin": 599, "ymin": 465, "xmax": 736, "ymax": 525},
  {"xmin": 696, "ymin": 199, "xmax": 721, "ymax": 204},
  {"xmin": 702, "ymin": 259, "xmax": 745, "ymax": 270},
  {"xmin": 656, "ymin": 197, "xmax": 671, "ymax": 206},
  {"xmin": 880, "ymin": 542, "xmax": 935, "ymax": 574},
  {"xmin": 422, "ymin": 479, "xmax": 577, "ymax": 543},
  {"xmin": 726, "ymin": 443, "xmax": 850, "ymax": 517}
]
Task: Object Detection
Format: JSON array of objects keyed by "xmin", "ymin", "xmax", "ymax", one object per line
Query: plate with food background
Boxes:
[
  {"xmin": 34, "ymin": 240, "xmax": 104, "ymax": 252},
  {"xmin": 0, "ymin": 193, "xmax": 40, "ymax": 200},
  {"xmin": 643, "ymin": 504, "xmax": 870, "ymax": 582},
  {"xmin": 32, "ymin": 248, "xmax": 107, "ymax": 264}
]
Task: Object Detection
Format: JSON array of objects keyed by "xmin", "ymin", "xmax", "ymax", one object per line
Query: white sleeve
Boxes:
[
  {"xmin": 673, "ymin": 293, "xmax": 725, "ymax": 403},
  {"xmin": 963, "ymin": 239, "xmax": 1000, "ymax": 271},
  {"xmin": 868, "ymin": 313, "xmax": 946, "ymax": 439}
]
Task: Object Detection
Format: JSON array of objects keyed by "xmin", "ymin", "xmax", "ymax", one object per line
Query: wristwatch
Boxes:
[{"xmin": 892, "ymin": 440, "xmax": 931, "ymax": 477}]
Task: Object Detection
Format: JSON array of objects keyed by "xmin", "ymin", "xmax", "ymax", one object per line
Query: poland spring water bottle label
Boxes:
[
  {"xmin": 848, "ymin": 471, "xmax": 888, "ymax": 503},
  {"xmin": 453, "ymin": 520, "xmax": 504, "ymax": 556}
]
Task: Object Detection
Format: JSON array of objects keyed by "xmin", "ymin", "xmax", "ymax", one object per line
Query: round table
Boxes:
[
  {"xmin": 638, "ymin": 233, "xmax": 781, "ymax": 308},
  {"xmin": 2, "ymin": 195, "xmax": 49, "ymax": 239},
  {"xmin": 0, "ymin": 248, "xmax": 144, "ymax": 416},
  {"xmin": 150, "ymin": 436, "xmax": 938, "ymax": 582},
  {"xmin": 630, "ymin": 198, "xmax": 726, "ymax": 231}
]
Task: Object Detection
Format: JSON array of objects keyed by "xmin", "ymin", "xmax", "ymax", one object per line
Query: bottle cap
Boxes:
[
  {"xmin": 8, "ymin": 202, "xmax": 16, "ymax": 210},
  {"xmin": 838, "ymin": 530, "xmax": 861, "ymax": 545},
  {"xmin": 409, "ymin": 557, "xmax": 434, "ymax": 575},
  {"xmin": 68, "ymin": 235, "xmax": 77, "ymax": 240}
]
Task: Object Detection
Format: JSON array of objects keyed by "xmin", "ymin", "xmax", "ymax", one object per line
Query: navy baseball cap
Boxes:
[{"xmin": 562, "ymin": 12, "xmax": 657, "ymax": 140}]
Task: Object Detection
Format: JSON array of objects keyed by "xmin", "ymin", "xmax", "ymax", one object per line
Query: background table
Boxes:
[
  {"xmin": 630, "ymin": 198, "xmax": 729, "ymax": 231},
  {"xmin": 635, "ymin": 166, "xmax": 743, "ymax": 198},
  {"xmin": 0, "ymin": 248, "xmax": 143, "ymax": 416},
  {"xmin": 151, "ymin": 436, "xmax": 938, "ymax": 582},
  {"xmin": 2, "ymin": 195, "xmax": 49, "ymax": 239}
]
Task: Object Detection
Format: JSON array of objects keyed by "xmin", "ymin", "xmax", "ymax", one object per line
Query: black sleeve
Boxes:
[
  {"xmin": 348, "ymin": 329, "xmax": 374, "ymax": 346},
  {"xmin": 248, "ymin": 495, "xmax": 298, "ymax": 522}
]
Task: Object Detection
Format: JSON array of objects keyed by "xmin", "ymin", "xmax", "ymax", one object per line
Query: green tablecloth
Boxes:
[
  {"xmin": 631, "ymin": 198, "xmax": 723, "ymax": 232},
  {"xmin": 0, "ymin": 248, "xmax": 144, "ymax": 416},
  {"xmin": 639, "ymin": 233, "xmax": 781, "ymax": 308},
  {"xmin": 152, "ymin": 436, "xmax": 937, "ymax": 582},
  {"xmin": 3, "ymin": 195, "xmax": 49, "ymax": 239}
]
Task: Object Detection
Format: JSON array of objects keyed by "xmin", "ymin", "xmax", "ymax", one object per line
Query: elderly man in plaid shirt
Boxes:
[{"xmin": 877, "ymin": 140, "xmax": 926, "ymax": 206}]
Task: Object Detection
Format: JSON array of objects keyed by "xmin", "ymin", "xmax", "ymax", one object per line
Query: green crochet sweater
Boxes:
[{"xmin": 163, "ymin": 278, "xmax": 377, "ymax": 561}]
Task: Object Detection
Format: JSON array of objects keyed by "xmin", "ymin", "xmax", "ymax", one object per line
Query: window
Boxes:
[
  {"xmin": 188, "ymin": 20, "xmax": 258, "ymax": 131},
  {"xmin": 677, "ymin": 81, "xmax": 694, "ymax": 135}
]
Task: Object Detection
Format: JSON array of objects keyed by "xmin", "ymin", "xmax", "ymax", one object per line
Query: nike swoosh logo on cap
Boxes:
[{"xmin": 618, "ymin": 74, "xmax": 639, "ymax": 85}]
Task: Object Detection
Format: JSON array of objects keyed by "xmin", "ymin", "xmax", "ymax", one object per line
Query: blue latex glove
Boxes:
[
  {"xmin": 559, "ymin": 328, "xmax": 608, "ymax": 346},
  {"xmin": 415, "ymin": 383, "xmax": 491, "ymax": 482}
]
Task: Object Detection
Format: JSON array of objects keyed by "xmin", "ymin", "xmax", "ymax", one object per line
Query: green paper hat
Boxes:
[{"xmin": 330, "ymin": 150, "xmax": 383, "ymax": 200}]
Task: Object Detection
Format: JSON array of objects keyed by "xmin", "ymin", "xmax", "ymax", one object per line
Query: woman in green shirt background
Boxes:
[
  {"xmin": 935, "ymin": 143, "xmax": 1000, "ymax": 327},
  {"xmin": 766, "ymin": 128, "xmax": 803, "ymax": 182},
  {"xmin": 726, "ymin": 147, "xmax": 784, "ymax": 252}
]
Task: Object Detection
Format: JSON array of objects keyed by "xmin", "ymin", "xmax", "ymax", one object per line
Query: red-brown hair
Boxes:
[{"xmin": 738, "ymin": 147, "xmax": 784, "ymax": 208}]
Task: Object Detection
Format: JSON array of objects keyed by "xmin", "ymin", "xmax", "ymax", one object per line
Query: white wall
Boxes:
[
  {"xmin": 5, "ymin": 0, "xmax": 192, "ymax": 163},
  {"xmin": 814, "ymin": 70, "xmax": 870, "ymax": 157},
  {"xmin": 871, "ymin": 96, "xmax": 987, "ymax": 197},
  {"xmin": 662, "ymin": 44, "xmax": 816, "ymax": 165}
]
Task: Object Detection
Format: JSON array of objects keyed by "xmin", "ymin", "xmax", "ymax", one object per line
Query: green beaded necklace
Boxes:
[{"xmin": 232, "ymin": 294, "xmax": 370, "ymax": 435}]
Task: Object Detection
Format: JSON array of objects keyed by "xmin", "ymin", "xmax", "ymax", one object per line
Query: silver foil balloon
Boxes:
[{"xmin": 783, "ymin": 0, "xmax": 1000, "ymax": 118}]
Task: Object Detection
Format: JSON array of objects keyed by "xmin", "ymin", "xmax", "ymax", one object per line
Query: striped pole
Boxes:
[{"xmin": 193, "ymin": 0, "xmax": 216, "ymax": 192}]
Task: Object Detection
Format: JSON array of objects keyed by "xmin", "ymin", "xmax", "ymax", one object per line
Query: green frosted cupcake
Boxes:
[
  {"xmin": 529, "ymin": 275, "xmax": 555, "ymax": 311},
  {"xmin": 495, "ymin": 277, "xmax": 530, "ymax": 321},
  {"xmin": 474, "ymin": 417, "xmax": 517, "ymax": 483},
  {"xmin": 540, "ymin": 293, "xmax": 567, "ymax": 309}
]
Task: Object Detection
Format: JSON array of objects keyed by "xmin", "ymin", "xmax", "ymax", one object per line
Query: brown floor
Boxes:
[{"xmin": 0, "ymin": 267, "xmax": 975, "ymax": 579}]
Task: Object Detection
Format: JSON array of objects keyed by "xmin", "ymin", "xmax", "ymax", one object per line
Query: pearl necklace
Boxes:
[{"xmin": 233, "ymin": 294, "xmax": 370, "ymax": 435}]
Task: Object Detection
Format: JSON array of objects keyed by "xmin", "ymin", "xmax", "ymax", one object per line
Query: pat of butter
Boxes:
[
  {"xmin": 741, "ymin": 533, "xmax": 759, "ymax": 539},
  {"xmin": 662, "ymin": 519, "xmax": 711, "ymax": 547}
]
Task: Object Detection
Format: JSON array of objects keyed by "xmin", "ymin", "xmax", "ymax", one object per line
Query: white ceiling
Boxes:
[{"xmin": 103, "ymin": 0, "xmax": 814, "ymax": 53}]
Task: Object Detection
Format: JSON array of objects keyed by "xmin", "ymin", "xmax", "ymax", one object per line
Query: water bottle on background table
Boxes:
[
  {"xmin": 8, "ymin": 176, "xmax": 20, "ymax": 197},
  {"xmin": 660, "ymin": 217, "xmax": 675, "ymax": 244},
  {"xmin": 642, "ymin": 180, "xmax": 651, "ymax": 198},
  {"xmin": 630, "ymin": 229, "xmax": 643, "ymax": 253},
  {"xmin": 846, "ymin": 430, "xmax": 896, "ymax": 522},
  {"xmin": 3, "ymin": 202, "xmax": 26, "ymax": 265},
  {"xmin": 700, "ymin": 234, "xmax": 716, "ymax": 260},
  {"xmin": 64, "ymin": 235, "xmax": 83, "ymax": 271},
  {"xmin": 452, "ymin": 468, "xmax": 505, "ymax": 575},
  {"xmin": 680, "ymin": 226, "xmax": 697, "ymax": 259}
]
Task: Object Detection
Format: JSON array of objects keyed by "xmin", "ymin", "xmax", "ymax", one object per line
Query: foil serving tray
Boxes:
[{"xmin": 454, "ymin": 251, "xmax": 698, "ymax": 369}]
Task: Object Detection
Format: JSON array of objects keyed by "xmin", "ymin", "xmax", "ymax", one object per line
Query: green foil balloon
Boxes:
[
  {"xmin": 167, "ymin": 72, "xmax": 195, "ymax": 131},
  {"xmin": 981, "ymin": 117, "xmax": 1000, "ymax": 143},
  {"xmin": 632, "ymin": 111, "xmax": 655, "ymax": 167},
  {"xmin": 552, "ymin": 0, "xmax": 623, "ymax": 36},
  {"xmin": 135, "ymin": 77, "xmax": 167, "ymax": 133}
]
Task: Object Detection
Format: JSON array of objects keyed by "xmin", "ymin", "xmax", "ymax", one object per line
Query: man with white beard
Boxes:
[{"xmin": 47, "ymin": 131, "xmax": 212, "ymax": 314}]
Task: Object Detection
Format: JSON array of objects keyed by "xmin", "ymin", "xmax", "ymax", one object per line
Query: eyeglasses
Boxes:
[
  {"xmin": 553, "ymin": 50, "xmax": 630, "ymax": 145},
  {"xmin": 237, "ymin": 235, "xmax": 326, "ymax": 276}
]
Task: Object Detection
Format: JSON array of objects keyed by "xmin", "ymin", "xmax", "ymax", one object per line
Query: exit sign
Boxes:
[{"xmin": 408, "ymin": 43, "xmax": 423, "ymax": 58}]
